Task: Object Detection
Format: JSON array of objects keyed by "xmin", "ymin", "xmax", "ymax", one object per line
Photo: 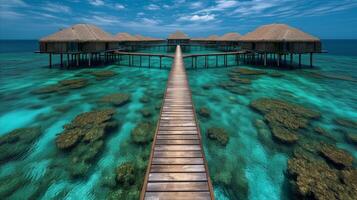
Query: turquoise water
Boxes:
[{"xmin": 0, "ymin": 41, "xmax": 356, "ymax": 199}]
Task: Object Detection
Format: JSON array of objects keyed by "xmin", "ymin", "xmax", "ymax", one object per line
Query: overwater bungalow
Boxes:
[
  {"xmin": 39, "ymin": 24, "xmax": 116, "ymax": 67},
  {"xmin": 239, "ymin": 24, "xmax": 321, "ymax": 67},
  {"xmin": 167, "ymin": 31, "xmax": 190, "ymax": 45},
  {"xmin": 217, "ymin": 32, "xmax": 241, "ymax": 51},
  {"xmin": 39, "ymin": 24, "xmax": 116, "ymax": 53}
]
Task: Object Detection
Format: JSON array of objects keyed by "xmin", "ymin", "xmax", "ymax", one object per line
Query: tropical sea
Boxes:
[{"xmin": 0, "ymin": 40, "xmax": 356, "ymax": 200}]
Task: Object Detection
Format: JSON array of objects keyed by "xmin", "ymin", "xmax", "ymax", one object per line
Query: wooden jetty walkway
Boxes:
[{"xmin": 140, "ymin": 45, "xmax": 214, "ymax": 200}]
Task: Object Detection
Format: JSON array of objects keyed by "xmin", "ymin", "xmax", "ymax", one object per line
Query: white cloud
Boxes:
[
  {"xmin": 0, "ymin": 10, "xmax": 24, "ymax": 19},
  {"xmin": 146, "ymin": 4, "xmax": 160, "ymax": 10},
  {"xmin": 190, "ymin": 2, "xmax": 203, "ymax": 9},
  {"xmin": 178, "ymin": 14, "xmax": 216, "ymax": 22},
  {"xmin": 80, "ymin": 15, "xmax": 120, "ymax": 26},
  {"xmin": 141, "ymin": 18, "xmax": 161, "ymax": 25},
  {"xmin": 0, "ymin": 0, "xmax": 28, "ymax": 8},
  {"xmin": 114, "ymin": 3, "xmax": 125, "ymax": 10},
  {"xmin": 88, "ymin": 0, "xmax": 105, "ymax": 6},
  {"xmin": 42, "ymin": 3, "xmax": 71, "ymax": 14},
  {"xmin": 194, "ymin": 0, "xmax": 238, "ymax": 14}
]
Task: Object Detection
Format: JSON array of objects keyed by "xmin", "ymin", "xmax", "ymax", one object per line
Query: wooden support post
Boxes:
[
  {"xmin": 160, "ymin": 56, "xmax": 162, "ymax": 69},
  {"xmin": 277, "ymin": 54, "xmax": 280, "ymax": 67},
  {"xmin": 224, "ymin": 55, "xmax": 227, "ymax": 67},
  {"xmin": 290, "ymin": 54, "xmax": 293, "ymax": 66},
  {"xmin": 76, "ymin": 54, "xmax": 79, "ymax": 67},
  {"xmin": 140, "ymin": 55, "xmax": 142, "ymax": 67},
  {"xmin": 299, "ymin": 54, "xmax": 301, "ymax": 67},
  {"xmin": 67, "ymin": 54, "xmax": 70, "ymax": 68},
  {"xmin": 310, "ymin": 53, "xmax": 313, "ymax": 67},
  {"xmin": 149, "ymin": 56, "xmax": 151, "ymax": 68},
  {"xmin": 205, "ymin": 56, "xmax": 207, "ymax": 68},
  {"xmin": 264, "ymin": 53, "xmax": 267, "ymax": 66},
  {"xmin": 60, "ymin": 54, "xmax": 63, "ymax": 68},
  {"xmin": 216, "ymin": 55, "xmax": 218, "ymax": 67},
  {"xmin": 191, "ymin": 57, "xmax": 193, "ymax": 68},
  {"xmin": 49, "ymin": 53, "xmax": 52, "ymax": 68},
  {"xmin": 89, "ymin": 53, "xmax": 91, "ymax": 67},
  {"xmin": 195, "ymin": 56, "xmax": 197, "ymax": 69}
]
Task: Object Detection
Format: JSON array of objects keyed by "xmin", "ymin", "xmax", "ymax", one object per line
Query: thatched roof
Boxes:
[
  {"xmin": 240, "ymin": 24, "xmax": 319, "ymax": 42},
  {"xmin": 219, "ymin": 32, "xmax": 241, "ymax": 41},
  {"xmin": 206, "ymin": 35, "xmax": 220, "ymax": 41},
  {"xmin": 168, "ymin": 31, "xmax": 189, "ymax": 40},
  {"xmin": 114, "ymin": 32, "xmax": 138, "ymax": 41},
  {"xmin": 40, "ymin": 24, "xmax": 114, "ymax": 42}
]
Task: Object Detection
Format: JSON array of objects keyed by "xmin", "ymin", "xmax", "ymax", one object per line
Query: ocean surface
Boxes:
[{"xmin": 0, "ymin": 40, "xmax": 356, "ymax": 200}]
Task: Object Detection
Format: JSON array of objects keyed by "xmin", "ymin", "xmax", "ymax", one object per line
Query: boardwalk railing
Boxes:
[{"xmin": 140, "ymin": 45, "xmax": 214, "ymax": 199}]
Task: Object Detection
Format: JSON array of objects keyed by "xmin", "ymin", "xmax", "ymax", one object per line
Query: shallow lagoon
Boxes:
[{"xmin": 0, "ymin": 42, "xmax": 356, "ymax": 199}]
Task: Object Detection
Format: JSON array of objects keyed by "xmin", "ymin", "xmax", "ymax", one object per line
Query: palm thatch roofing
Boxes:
[
  {"xmin": 114, "ymin": 32, "xmax": 138, "ymax": 42},
  {"xmin": 239, "ymin": 24, "xmax": 319, "ymax": 42},
  {"xmin": 206, "ymin": 35, "xmax": 220, "ymax": 41},
  {"xmin": 168, "ymin": 31, "xmax": 190, "ymax": 40},
  {"xmin": 219, "ymin": 32, "xmax": 241, "ymax": 41},
  {"xmin": 40, "ymin": 24, "xmax": 114, "ymax": 42}
]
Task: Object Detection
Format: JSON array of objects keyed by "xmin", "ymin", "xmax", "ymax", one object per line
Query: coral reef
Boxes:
[
  {"xmin": 0, "ymin": 127, "xmax": 42, "ymax": 163},
  {"xmin": 99, "ymin": 93, "xmax": 131, "ymax": 107},
  {"xmin": 90, "ymin": 70, "xmax": 116, "ymax": 80},
  {"xmin": 287, "ymin": 153, "xmax": 357, "ymax": 200},
  {"xmin": 198, "ymin": 107, "xmax": 211, "ymax": 118},
  {"xmin": 207, "ymin": 127, "xmax": 229, "ymax": 146},
  {"xmin": 32, "ymin": 78, "xmax": 89, "ymax": 94},
  {"xmin": 319, "ymin": 143, "xmax": 353, "ymax": 168},
  {"xmin": 131, "ymin": 122, "xmax": 155, "ymax": 144}
]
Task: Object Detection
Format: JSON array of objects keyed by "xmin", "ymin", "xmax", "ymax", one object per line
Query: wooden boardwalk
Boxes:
[{"xmin": 140, "ymin": 45, "xmax": 214, "ymax": 200}]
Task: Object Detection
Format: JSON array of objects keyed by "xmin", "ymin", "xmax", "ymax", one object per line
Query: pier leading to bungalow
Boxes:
[{"xmin": 140, "ymin": 45, "xmax": 214, "ymax": 200}]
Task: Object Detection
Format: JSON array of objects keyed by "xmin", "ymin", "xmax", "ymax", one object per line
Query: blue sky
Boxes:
[{"xmin": 1, "ymin": 0, "xmax": 357, "ymax": 39}]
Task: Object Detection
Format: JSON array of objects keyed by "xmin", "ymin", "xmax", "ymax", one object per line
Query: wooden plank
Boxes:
[
  {"xmin": 159, "ymin": 123, "xmax": 197, "ymax": 127},
  {"xmin": 146, "ymin": 182, "xmax": 209, "ymax": 192},
  {"xmin": 148, "ymin": 173, "xmax": 207, "ymax": 182},
  {"xmin": 154, "ymin": 151, "xmax": 202, "ymax": 158},
  {"xmin": 156, "ymin": 135, "xmax": 198, "ymax": 140},
  {"xmin": 151, "ymin": 165, "xmax": 206, "ymax": 172},
  {"xmin": 155, "ymin": 139, "xmax": 200, "ymax": 145},
  {"xmin": 145, "ymin": 192, "xmax": 211, "ymax": 200},
  {"xmin": 155, "ymin": 145, "xmax": 201, "ymax": 151},
  {"xmin": 157, "ymin": 130, "xmax": 198, "ymax": 135},
  {"xmin": 159, "ymin": 127, "xmax": 197, "ymax": 131},
  {"xmin": 160, "ymin": 117, "xmax": 195, "ymax": 120},
  {"xmin": 152, "ymin": 158, "xmax": 204, "ymax": 165}
]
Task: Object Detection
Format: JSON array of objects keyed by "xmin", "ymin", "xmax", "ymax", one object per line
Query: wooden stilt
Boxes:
[
  {"xmin": 49, "ymin": 53, "xmax": 52, "ymax": 68},
  {"xmin": 205, "ymin": 56, "xmax": 207, "ymax": 68},
  {"xmin": 299, "ymin": 54, "xmax": 301, "ymax": 67},
  {"xmin": 264, "ymin": 52, "xmax": 267, "ymax": 66},
  {"xmin": 290, "ymin": 54, "xmax": 293, "ymax": 66},
  {"xmin": 310, "ymin": 53, "xmax": 313, "ymax": 67},
  {"xmin": 60, "ymin": 54, "xmax": 63, "ymax": 68},
  {"xmin": 67, "ymin": 54, "xmax": 70, "ymax": 68},
  {"xmin": 76, "ymin": 54, "xmax": 79, "ymax": 67},
  {"xmin": 160, "ymin": 56, "xmax": 162, "ymax": 69},
  {"xmin": 88, "ymin": 54, "xmax": 92, "ymax": 67},
  {"xmin": 277, "ymin": 54, "xmax": 280, "ymax": 67},
  {"xmin": 224, "ymin": 55, "xmax": 227, "ymax": 67},
  {"xmin": 149, "ymin": 56, "xmax": 151, "ymax": 68}
]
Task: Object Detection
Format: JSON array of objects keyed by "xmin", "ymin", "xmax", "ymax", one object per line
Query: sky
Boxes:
[{"xmin": 1, "ymin": 0, "xmax": 357, "ymax": 39}]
